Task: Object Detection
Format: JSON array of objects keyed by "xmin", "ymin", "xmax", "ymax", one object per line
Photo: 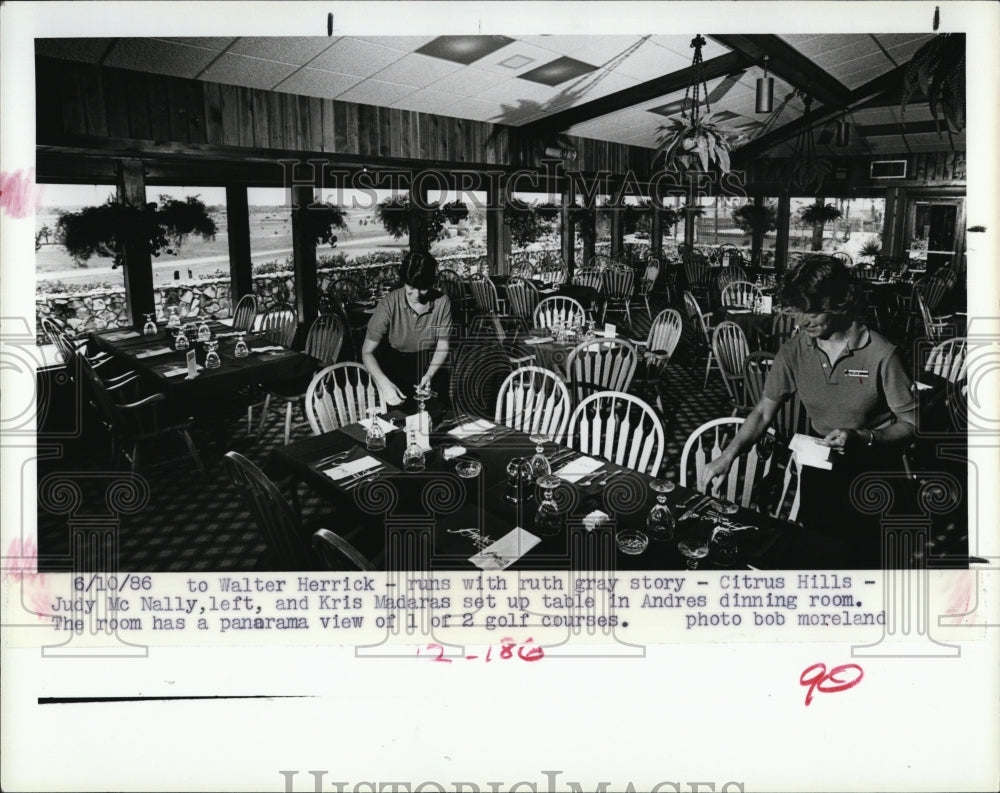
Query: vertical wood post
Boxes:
[
  {"xmin": 750, "ymin": 194, "xmax": 765, "ymax": 268},
  {"xmin": 561, "ymin": 179, "xmax": 576, "ymax": 273},
  {"xmin": 116, "ymin": 159, "xmax": 153, "ymax": 326},
  {"xmin": 487, "ymin": 176, "xmax": 510, "ymax": 275},
  {"xmin": 226, "ymin": 185, "xmax": 252, "ymax": 306},
  {"xmin": 291, "ymin": 184, "xmax": 318, "ymax": 335},
  {"xmin": 650, "ymin": 201, "xmax": 663, "ymax": 261},
  {"xmin": 775, "ymin": 192, "xmax": 791, "ymax": 273}
]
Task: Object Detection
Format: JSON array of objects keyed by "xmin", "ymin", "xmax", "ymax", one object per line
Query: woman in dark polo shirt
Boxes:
[
  {"xmin": 362, "ymin": 252, "xmax": 452, "ymax": 407},
  {"xmin": 700, "ymin": 259, "xmax": 917, "ymax": 566}
]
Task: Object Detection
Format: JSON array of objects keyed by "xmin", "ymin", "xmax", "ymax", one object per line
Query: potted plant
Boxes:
[
  {"xmin": 301, "ymin": 202, "xmax": 348, "ymax": 247},
  {"xmin": 799, "ymin": 201, "xmax": 843, "ymax": 251},
  {"xmin": 732, "ymin": 203, "xmax": 778, "ymax": 239},
  {"xmin": 374, "ymin": 196, "xmax": 469, "ymax": 251},
  {"xmin": 56, "ymin": 195, "xmax": 217, "ymax": 268},
  {"xmin": 901, "ymin": 33, "xmax": 965, "ymax": 137},
  {"xmin": 654, "ymin": 113, "xmax": 733, "ymax": 174},
  {"xmin": 504, "ymin": 201, "xmax": 546, "ymax": 247},
  {"xmin": 858, "ymin": 239, "xmax": 882, "ymax": 262}
]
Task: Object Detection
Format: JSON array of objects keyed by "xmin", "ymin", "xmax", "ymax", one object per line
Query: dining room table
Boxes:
[
  {"xmin": 490, "ymin": 275, "xmax": 603, "ymax": 318},
  {"xmin": 268, "ymin": 410, "xmax": 853, "ymax": 572}
]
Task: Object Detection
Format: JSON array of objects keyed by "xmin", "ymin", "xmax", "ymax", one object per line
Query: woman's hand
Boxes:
[
  {"xmin": 379, "ymin": 377, "xmax": 407, "ymax": 406},
  {"xmin": 417, "ymin": 373, "xmax": 434, "ymax": 393},
  {"xmin": 699, "ymin": 455, "xmax": 733, "ymax": 492},
  {"xmin": 816, "ymin": 428, "xmax": 862, "ymax": 452}
]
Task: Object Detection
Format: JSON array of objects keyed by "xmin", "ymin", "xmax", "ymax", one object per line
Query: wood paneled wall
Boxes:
[{"xmin": 36, "ymin": 56, "xmax": 653, "ymax": 178}]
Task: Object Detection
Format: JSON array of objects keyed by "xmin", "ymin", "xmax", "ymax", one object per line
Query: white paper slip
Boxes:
[
  {"xmin": 104, "ymin": 330, "xmax": 140, "ymax": 341},
  {"xmin": 470, "ymin": 527, "xmax": 542, "ymax": 571},
  {"xmin": 728, "ymin": 308, "xmax": 752, "ymax": 314},
  {"xmin": 915, "ymin": 381, "xmax": 934, "ymax": 391},
  {"xmin": 324, "ymin": 456, "xmax": 382, "ymax": 481},
  {"xmin": 789, "ymin": 433, "xmax": 833, "ymax": 470},
  {"xmin": 250, "ymin": 345, "xmax": 285, "ymax": 353},
  {"xmin": 135, "ymin": 347, "xmax": 174, "ymax": 359},
  {"xmin": 524, "ymin": 336, "xmax": 553, "ymax": 345},
  {"xmin": 448, "ymin": 419, "xmax": 495, "ymax": 438},
  {"xmin": 358, "ymin": 416, "xmax": 399, "ymax": 434},
  {"xmin": 553, "ymin": 455, "xmax": 604, "ymax": 483},
  {"xmin": 162, "ymin": 364, "xmax": 204, "ymax": 378}
]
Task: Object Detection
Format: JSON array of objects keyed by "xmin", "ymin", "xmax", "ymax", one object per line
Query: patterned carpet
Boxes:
[{"xmin": 36, "ymin": 291, "xmax": 961, "ymax": 572}]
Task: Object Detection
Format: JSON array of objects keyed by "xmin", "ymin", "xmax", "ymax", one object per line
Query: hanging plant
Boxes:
[
  {"xmin": 655, "ymin": 114, "xmax": 733, "ymax": 173},
  {"xmin": 799, "ymin": 201, "xmax": 843, "ymax": 227},
  {"xmin": 534, "ymin": 202, "xmax": 562, "ymax": 221},
  {"xmin": 504, "ymin": 202, "xmax": 546, "ymax": 246},
  {"xmin": 732, "ymin": 203, "xmax": 778, "ymax": 235},
  {"xmin": 374, "ymin": 197, "xmax": 469, "ymax": 243},
  {"xmin": 901, "ymin": 33, "xmax": 965, "ymax": 135},
  {"xmin": 571, "ymin": 205, "xmax": 597, "ymax": 245},
  {"xmin": 56, "ymin": 195, "xmax": 217, "ymax": 268},
  {"xmin": 441, "ymin": 200, "xmax": 469, "ymax": 225},
  {"xmin": 782, "ymin": 93, "xmax": 832, "ymax": 193},
  {"xmin": 859, "ymin": 239, "xmax": 883, "ymax": 258},
  {"xmin": 301, "ymin": 202, "xmax": 348, "ymax": 247}
]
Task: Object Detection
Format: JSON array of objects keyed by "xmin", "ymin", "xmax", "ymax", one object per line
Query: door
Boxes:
[{"xmin": 906, "ymin": 199, "xmax": 962, "ymax": 275}]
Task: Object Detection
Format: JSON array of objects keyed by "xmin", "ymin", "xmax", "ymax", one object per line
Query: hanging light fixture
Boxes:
[
  {"xmin": 755, "ymin": 55, "xmax": 774, "ymax": 113},
  {"xmin": 835, "ymin": 112, "xmax": 851, "ymax": 147}
]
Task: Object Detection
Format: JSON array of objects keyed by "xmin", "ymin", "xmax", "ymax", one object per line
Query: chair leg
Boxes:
[
  {"xmin": 703, "ymin": 352, "xmax": 713, "ymax": 389},
  {"xmin": 645, "ymin": 296, "xmax": 652, "ymax": 320},
  {"xmin": 283, "ymin": 401, "xmax": 293, "ymax": 446},
  {"xmin": 180, "ymin": 429, "xmax": 205, "ymax": 475},
  {"xmin": 130, "ymin": 442, "xmax": 140, "ymax": 473},
  {"xmin": 256, "ymin": 394, "xmax": 272, "ymax": 442}
]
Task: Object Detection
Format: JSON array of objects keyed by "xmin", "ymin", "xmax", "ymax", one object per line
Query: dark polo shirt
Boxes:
[
  {"xmin": 764, "ymin": 325, "xmax": 916, "ymax": 436},
  {"xmin": 365, "ymin": 287, "xmax": 452, "ymax": 354}
]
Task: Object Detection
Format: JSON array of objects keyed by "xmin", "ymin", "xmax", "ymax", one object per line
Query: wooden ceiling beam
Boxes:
[
  {"xmin": 708, "ymin": 34, "xmax": 851, "ymax": 108},
  {"xmin": 519, "ymin": 51, "xmax": 752, "ymax": 136}
]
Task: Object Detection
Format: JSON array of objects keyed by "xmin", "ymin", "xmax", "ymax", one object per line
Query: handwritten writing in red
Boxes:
[
  {"xmin": 418, "ymin": 637, "xmax": 544, "ymax": 663},
  {"xmin": 800, "ymin": 662, "xmax": 864, "ymax": 706}
]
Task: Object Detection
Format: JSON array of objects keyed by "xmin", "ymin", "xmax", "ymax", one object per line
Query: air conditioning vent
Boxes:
[{"xmin": 870, "ymin": 160, "xmax": 907, "ymax": 179}]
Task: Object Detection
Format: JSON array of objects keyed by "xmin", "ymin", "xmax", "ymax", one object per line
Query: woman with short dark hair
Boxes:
[
  {"xmin": 362, "ymin": 251, "xmax": 452, "ymax": 406},
  {"xmin": 700, "ymin": 258, "xmax": 917, "ymax": 566}
]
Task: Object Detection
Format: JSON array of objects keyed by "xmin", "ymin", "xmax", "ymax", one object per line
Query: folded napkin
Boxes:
[
  {"xmin": 583, "ymin": 510, "xmax": 611, "ymax": 532},
  {"xmin": 443, "ymin": 445, "xmax": 467, "ymax": 460},
  {"xmin": 553, "ymin": 455, "xmax": 604, "ymax": 483},
  {"xmin": 358, "ymin": 416, "xmax": 399, "ymax": 434},
  {"xmin": 135, "ymin": 346, "xmax": 174, "ymax": 359},
  {"xmin": 323, "ymin": 455, "xmax": 383, "ymax": 481},
  {"xmin": 104, "ymin": 330, "xmax": 140, "ymax": 341},
  {"xmin": 524, "ymin": 336, "xmax": 553, "ymax": 345},
  {"xmin": 448, "ymin": 419, "xmax": 495, "ymax": 438},
  {"xmin": 162, "ymin": 364, "xmax": 204, "ymax": 378},
  {"xmin": 470, "ymin": 527, "xmax": 542, "ymax": 570},
  {"xmin": 250, "ymin": 345, "xmax": 285, "ymax": 353},
  {"xmin": 538, "ymin": 288, "xmax": 558, "ymax": 294}
]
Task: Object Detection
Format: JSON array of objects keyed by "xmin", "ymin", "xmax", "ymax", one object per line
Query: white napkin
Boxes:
[
  {"xmin": 470, "ymin": 528, "xmax": 542, "ymax": 570},
  {"xmin": 135, "ymin": 347, "xmax": 174, "ymax": 359},
  {"xmin": 105, "ymin": 330, "xmax": 140, "ymax": 341},
  {"xmin": 358, "ymin": 416, "xmax": 399, "ymax": 434},
  {"xmin": 323, "ymin": 455, "xmax": 383, "ymax": 481},
  {"xmin": 443, "ymin": 445, "xmax": 467, "ymax": 460},
  {"xmin": 789, "ymin": 433, "xmax": 833, "ymax": 470},
  {"xmin": 915, "ymin": 381, "xmax": 934, "ymax": 391},
  {"xmin": 524, "ymin": 336, "xmax": 553, "ymax": 345},
  {"xmin": 538, "ymin": 288, "xmax": 558, "ymax": 294},
  {"xmin": 448, "ymin": 419, "xmax": 495, "ymax": 438},
  {"xmin": 553, "ymin": 455, "xmax": 604, "ymax": 483},
  {"xmin": 728, "ymin": 308, "xmax": 752, "ymax": 314},
  {"xmin": 583, "ymin": 510, "xmax": 611, "ymax": 532},
  {"xmin": 214, "ymin": 331, "xmax": 239, "ymax": 338},
  {"xmin": 250, "ymin": 345, "xmax": 285, "ymax": 353},
  {"xmin": 162, "ymin": 364, "xmax": 204, "ymax": 378}
]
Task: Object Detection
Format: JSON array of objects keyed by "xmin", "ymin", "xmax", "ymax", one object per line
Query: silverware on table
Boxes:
[
  {"xmin": 316, "ymin": 450, "xmax": 352, "ymax": 467},
  {"xmin": 597, "ymin": 469, "xmax": 623, "ymax": 486},
  {"xmin": 678, "ymin": 495, "xmax": 711, "ymax": 522},
  {"xmin": 341, "ymin": 466, "xmax": 387, "ymax": 490}
]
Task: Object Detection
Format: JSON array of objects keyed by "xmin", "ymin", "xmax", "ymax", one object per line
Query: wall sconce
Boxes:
[{"xmin": 755, "ymin": 55, "xmax": 774, "ymax": 114}]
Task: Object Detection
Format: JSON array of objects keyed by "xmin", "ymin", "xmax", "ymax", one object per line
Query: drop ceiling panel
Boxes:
[
  {"xmin": 389, "ymin": 89, "xmax": 461, "ymax": 114},
  {"xmin": 427, "ymin": 67, "xmax": 510, "ymax": 95},
  {"xmin": 104, "ymin": 39, "xmax": 219, "ymax": 79},
  {"xmin": 228, "ymin": 37, "xmax": 334, "ymax": 65},
  {"xmin": 336, "ymin": 79, "xmax": 415, "ymax": 106},
  {"xmin": 612, "ymin": 39, "xmax": 693, "ymax": 81},
  {"xmin": 309, "ymin": 38, "xmax": 406, "ymax": 78},
  {"xmin": 371, "ymin": 52, "xmax": 464, "ymax": 88},
  {"xmin": 200, "ymin": 53, "xmax": 298, "ymax": 89},
  {"xmin": 473, "ymin": 42, "xmax": 573, "ymax": 75},
  {"xmin": 35, "ymin": 38, "xmax": 116, "ymax": 63},
  {"xmin": 352, "ymin": 35, "xmax": 435, "ymax": 52},
  {"xmin": 160, "ymin": 37, "xmax": 237, "ymax": 52},
  {"xmin": 274, "ymin": 68, "xmax": 362, "ymax": 99}
]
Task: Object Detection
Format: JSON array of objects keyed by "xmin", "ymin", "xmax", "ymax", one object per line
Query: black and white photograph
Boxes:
[{"xmin": 2, "ymin": 2, "xmax": 998, "ymax": 792}]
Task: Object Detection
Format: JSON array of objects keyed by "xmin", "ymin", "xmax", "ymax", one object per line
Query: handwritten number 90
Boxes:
[{"xmin": 799, "ymin": 662, "xmax": 864, "ymax": 706}]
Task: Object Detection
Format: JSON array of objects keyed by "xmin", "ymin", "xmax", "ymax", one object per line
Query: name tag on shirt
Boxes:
[{"xmin": 845, "ymin": 368, "xmax": 870, "ymax": 380}]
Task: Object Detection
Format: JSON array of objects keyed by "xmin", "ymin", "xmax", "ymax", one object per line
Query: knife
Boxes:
[{"xmin": 678, "ymin": 495, "xmax": 711, "ymax": 522}]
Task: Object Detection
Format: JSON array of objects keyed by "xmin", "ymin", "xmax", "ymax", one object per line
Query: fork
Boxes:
[
  {"xmin": 341, "ymin": 466, "xmax": 386, "ymax": 490},
  {"xmin": 316, "ymin": 450, "xmax": 352, "ymax": 467},
  {"xmin": 597, "ymin": 469, "xmax": 623, "ymax": 486}
]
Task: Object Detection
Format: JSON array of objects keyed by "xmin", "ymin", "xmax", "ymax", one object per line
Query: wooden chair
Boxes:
[
  {"xmin": 682, "ymin": 255, "xmax": 712, "ymax": 303},
  {"xmin": 507, "ymin": 254, "xmax": 536, "ymax": 280},
  {"xmin": 831, "ymin": 251, "xmax": 853, "ymax": 266},
  {"xmin": 720, "ymin": 280, "xmax": 762, "ymax": 310},
  {"xmin": 436, "ymin": 268, "xmax": 471, "ymax": 327},
  {"xmin": 742, "ymin": 351, "xmax": 774, "ymax": 406},
  {"xmin": 505, "ymin": 277, "xmax": 541, "ymax": 322},
  {"xmin": 565, "ymin": 391, "xmax": 664, "ymax": 477},
  {"xmin": 467, "ymin": 314, "xmax": 530, "ymax": 347},
  {"xmin": 916, "ymin": 292, "xmax": 951, "ymax": 343},
  {"xmin": 901, "ymin": 276, "xmax": 950, "ymax": 335},
  {"xmin": 636, "ymin": 308, "xmax": 683, "ymax": 380},
  {"xmin": 79, "ymin": 353, "xmax": 204, "ymax": 474},
  {"xmin": 712, "ymin": 321, "xmax": 751, "ymax": 412},
  {"xmin": 925, "ymin": 337, "xmax": 968, "ymax": 383},
  {"xmin": 683, "ymin": 290, "xmax": 718, "ymax": 388},
  {"xmin": 760, "ymin": 312, "xmax": 799, "ymax": 352},
  {"xmin": 258, "ymin": 304, "xmax": 297, "ymax": 347},
  {"xmin": 312, "ymin": 528, "xmax": 376, "ymax": 572},
  {"xmin": 304, "ymin": 362, "xmax": 386, "ymax": 435},
  {"xmin": 449, "ymin": 343, "xmax": 515, "ymax": 421},
  {"xmin": 232, "ymin": 293, "xmax": 258, "ymax": 333},
  {"xmin": 565, "ymin": 337, "xmax": 638, "ymax": 403},
  {"xmin": 680, "ymin": 417, "xmax": 790, "ymax": 515},
  {"xmin": 495, "ymin": 365, "xmax": 571, "ymax": 442},
  {"xmin": 44, "ymin": 317, "xmax": 113, "ymax": 371},
  {"xmin": 328, "ymin": 276, "xmax": 365, "ymax": 307},
  {"xmin": 717, "ymin": 244, "xmax": 746, "ymax": 270},
  {"xmin": 589, "ymin": 254, "xmax": 615, "ymax": 271},
  {"xmin": 533, "ymin": 296, "xmax": 586, "ymax": 330},
  {"xmin": 637, "ymin": 259, "xmax": 661, "ymax": 319},
  {"xmin": 540, "ymin": 260, "xmax": 568, "ymax": 286},
  {"xmin": 854, "ymin": 265, "xmax": 879, "ymax": 281},
  {"xmin": 572, "ymin": 267, "xmax": 604, "ymax": 292},
  {"xmin": 257, "ymin": 314, "xmax": 345, "ymax": 445},
  {"xmin": 601, "ymin": 265, "xmax": 635, "ymax": 324},
  {"xmin": 468, "ymin": 273, "xmax": 503, "ymax": 315},
  {"xmin": 934, "ymin": 267, "xmax": 959, "ymax": 290},
  {"xmin": 716, "ymin": 266, "xmax": 748, "ymax": 292}
]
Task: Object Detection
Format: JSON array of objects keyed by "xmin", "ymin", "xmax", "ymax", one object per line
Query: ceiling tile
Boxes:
[
  {"xmin": 273, "ymin": 67, "xmax": 362, "ymax": 99},
  {"xmin": 873, "ymin": 33, "xmax": 935, "ymax": 50},
  {"xmin": 613, "ymin": 40, "xmax": 692, "ymax": 81},
  {"xmin": 199, "ymin": 53, "xmax": 297, "ymax": 89},
  {"xmin": 228, "ymin": 37, "xmax": 335, "ymax": 65},
  {"xmin": 371, "ymin": 52, "xmax": 463, "ymax": 88},
  {"xmin": 653, "ymin": 36, "xmax": 729, "ymax": 62},
  {"xmin": 416, "ymin": 36, "xmax": 516, "ymax": 66},
  {"xmin": 389, "ymin": 89, "xmax": 461, "ymax": 114},
  {"xmin": 310, "ymin": 38, "xmax": 405, "ymax": 78},
  {"xmin": 105, "ymin": 39, "xmax": 220, "ymax": 79},
  {"xmin": 336, "ymin": 79, "xmax": 415, "ymax": 106},
  {"xmin": 518, "ymin": 56, "xmax": 598, "ymax": 87},
  {"xmin": 352, "ymin": 36, "xmax": 434, "ymax": 52},
  {"xmin": 474, "ymin": 41, "xmax": 572, "ymax": 74},
  {"xmin": 35, "ymin": 38, "xmax": 115, "ymax": 63},
  {"xmin": 453, "ymin": 98, "xmax": 512, "ymax": 122},
  {"xmin": 160, "ymin": 37, "xmax": 237, "ymax": 51},
  {"xmin": 426, "ymin": 66, "xmax": 509, "ymax": 95}
]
